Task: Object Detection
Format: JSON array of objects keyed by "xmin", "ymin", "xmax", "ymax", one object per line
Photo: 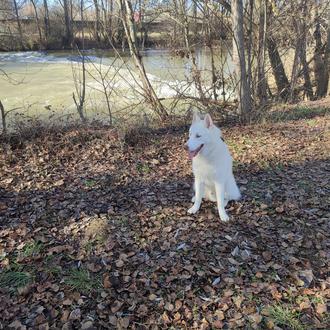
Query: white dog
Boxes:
[{"xmin": 186, "ymin": 112, "xmax": 241, "ymax": 221}]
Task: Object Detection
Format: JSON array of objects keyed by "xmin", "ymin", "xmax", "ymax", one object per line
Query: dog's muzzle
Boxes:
[{"xmin": 188, "ymin": 144, "xmax": 204, "ymax": 159}]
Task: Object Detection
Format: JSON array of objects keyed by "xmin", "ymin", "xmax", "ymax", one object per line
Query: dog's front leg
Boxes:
[
  {"xmin": 188, "ymin": 179, "xmax": 203, "ymax": 214},
  {"xmin": 215, "ymin": 182, "xmax": 229, "ymax": 222}
]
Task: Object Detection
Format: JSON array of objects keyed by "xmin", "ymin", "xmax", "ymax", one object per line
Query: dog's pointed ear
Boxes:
[
  {"xmin": 192, "ymin": 111, "xmax": 201, "ymax": 122},
  {"xmin": 204, "ymin": 114, "xmax": 213, "ymax": 128}
]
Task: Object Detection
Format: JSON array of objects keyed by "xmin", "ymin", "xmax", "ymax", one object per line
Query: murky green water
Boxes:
[{"xmin": 0, "ymin": 48, "xmax": 233, "ymax": 126}]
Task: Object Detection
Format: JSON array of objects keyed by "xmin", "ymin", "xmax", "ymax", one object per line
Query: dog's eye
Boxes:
[{"xmin": 196, "ymin": 134, "xmax": 201, "ymax": 138}]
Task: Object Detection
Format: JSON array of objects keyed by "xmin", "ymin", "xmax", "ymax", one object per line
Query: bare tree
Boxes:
[
  {"xmin": 13, "ymin": 0, "xmax": 24, "ymax": 49},
  {"xmin": 232, "ymin": 0, "xmax": 252, "ymax": 120},
  {"xmin": 299, "ymin": 0, "xmax": 314, "ymax": 100},
  {"xmin": 256, "ymin": 0, "xmax": 267, "ymax": 105},
  {"xmin": 93, "ymin": 0, "xmax": 102, "ymax": 43},
  {"xmin": 117, "ymin": 0, "xmax": 168, "ymax": 119},
  {"xmin": 73, "ymin": 0, "xmax": 87, "ymax": 122},
  {"xmin": 314, "ymin": 4, "xmax": 330, "ymax": 98},
  {"xmin": 43, "ymin": 0, "xmax": 51, "ymax": 42},
  {"xmin": 31, "ymin": 0, "xmax": 43, "ymax": 47},
  {"xmin": 63, "ymin": 0, "xmax": 73, "ymax": 47}
]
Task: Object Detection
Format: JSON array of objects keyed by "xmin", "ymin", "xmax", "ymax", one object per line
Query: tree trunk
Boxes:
[
  {"xmin": 73, "ymin": 0, "xmax": 86, "ymax": 123},
  {"xmin": 246, "ymin": 0, "xmax": 254, "ymax": 103},
  {"xmin": 313, "ymin": 6, "xmax": 329, "ymax": 99},
  {"xmin": 0, "ymin": 101, "xmax": 6, "ymax": 134},
  {"xmin": 118, "ymin": 0, "xmax": 168, "ymax": 119},
  {"xmin": 13, "ymin": 0, "xmax": 24, "ymax": 49},
  {"xmin": 289, "ymin": 17, "xmax": 301, "ymax": 103},
  {"xmin": 43, "ymin": 0, "xmax": 50, "ymax": 42},
  {"xmin": 299, "ymin": 0, "xmax": 313, "ymax": 100},
  {"xmin": 256, "ymin": 0, "xmax": 267, "ymax": 105},
  {"xmin": 31, "ymin": 0, "xmax": 43, "ymax": 48},
  {"xmin": 204, "ymin": 1, "xmax": 218, "ymax": 100},
  {"xmin": 232, "ymin": 0, "xmax": 252, "ymax": 121},
  {"xmin": 93, "ymin": 0, "xmax": 101, "ymax": 43},
  {"xmin": 267, "ymin": 37, "xmax": 290, "ymax": 100},
  {"xmin": 266, "ymin": 3, "xmax": 290, "ymax": 100},
  {"xmin": 180, "ymin": 0, "xmax": 205, "ymax": 102},
  {"xmin": 63, "ymin": 0, "xmax": 73, "ymax": 48},
  {"xmin": 325, "ymin": 7, "xmax": 330, "ymax": 95}
]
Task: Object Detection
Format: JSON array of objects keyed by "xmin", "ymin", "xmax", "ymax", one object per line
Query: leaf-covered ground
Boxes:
[{"xmin": 0, "ymin": 110, "xmax": 329, "ymax": 329}]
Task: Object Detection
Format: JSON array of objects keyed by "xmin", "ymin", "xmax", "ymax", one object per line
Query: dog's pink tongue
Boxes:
[{"xmin": 188, "ymin": 150, "xmax": 195, "ymax": 160}]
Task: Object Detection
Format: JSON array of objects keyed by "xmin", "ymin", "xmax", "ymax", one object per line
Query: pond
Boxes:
[{"xmin": 0, "ymin": 47, "xmax": 234, "ymax": 126}]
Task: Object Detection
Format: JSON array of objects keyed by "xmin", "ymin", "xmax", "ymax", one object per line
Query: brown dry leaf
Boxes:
[
  {"xmin": 47, "ymin": 245, "xmax": 71, "ymax": 255},
  {"xmin": 162, "ymin": 312, "xmax": 171, "ymax": 324},
  {"xmin": 111, "ymin": 300, "xmax": 123, "ymax": 313},
  {"xmin": 118, "ymin": 317, "xmax": 130, "ymax": 329},
  {"xmin": 248, "ymin": 313, "xmax": 262, "ymax": 324},
  {"xmin": 81, "ymin": 321, "xmax": 94, "ymax": 330},
  {"xmin": 212, "ymin": 320, "xmax": 224, "ymax": 329},
  {"xmin": 175, "ymin": 300, "xmax": 183, "ymax": 311},
  {"xmin": 223, "ymin": 289, "xmax": 234, "ymax": 297},
  {"xmin": 69, "ymin": 308, "xmax": 81, "ymax": 321},
  {"xmin": 215, "ymin": 310, "xmax": 225, "ymax": 320},
  {"xmin": 38, "ymin": 323, "xmax": 49, "ymax": 330},
  {"xmin": 115, "ymin": 259, "xmax": 124, "ymax": 268},
  {"xmin": 87, "ymin": 262, "xmax": 102, "ymax": 273},
  {"xmin": 62, "ymin": 299, "xmax": 73, "ymax": 306},
  {"xmin": 233, "ymin": 296, "xmax": 244, "ymax": 309},
  {"xmin": 108, "ymin": 316, "xmax": 117, "ymax": 326},
  {"xmin": 149, "ymin": 293, "xmax": 157, "ymax": 301},
  {"xmin": 137, "ymin": 304, "xmax": 148, "ymax": 316},
  {"xmin": 299, "ymin": 300, "xmax": 311, "ymax": 310},
  {"xmin": 262, "ymin": 251, "xmax": 272, "ymax": 261},
  {"xmin": 8, "ymin": 320, "xmax": 25, "ymax": 330},
  {"xmin": 61, "ymin": 310, "xmax": 70, "ymax": 322},
  {"xmin": 255, "ymin": 272, "xmax": 263, "ymax": 278},
  {"xmin": 103, "ymin": 274, "xmax": 111, "ymax": 288},
  {"xmin": 165, "ymin": 302, "xmax": 174, "ymax": 312},
  {"xmin": 316, "ymin": 303, "xmax": 327, "ymax": 315}
]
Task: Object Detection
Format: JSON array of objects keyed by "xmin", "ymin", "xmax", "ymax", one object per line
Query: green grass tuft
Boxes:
[
  {"xmin": 22, "ymin": 241, "xmax": 43, "ymax": 258},
  {"xmin": 65, "ymin": 268, "xmax": 99, "ymax": 293},
  {"xmin": 0, "ymin": 270, "xmax": 33, "ymax": 293},
  {"xmin": 268, "ymin": 304, "xmax": 304, "ymax": 330}
]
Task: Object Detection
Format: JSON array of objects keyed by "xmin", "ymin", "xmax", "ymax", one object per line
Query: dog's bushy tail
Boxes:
[{"xmin": 227, "ymin": 175, "xmax": 241, "ymax": 201}]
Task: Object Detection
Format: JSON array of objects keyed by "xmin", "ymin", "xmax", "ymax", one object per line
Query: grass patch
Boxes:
[
  {"xmin": 136, "ymin": 163, "xmax": 151, "ymax": 174},
  {"xmin": 268, "ymin": 304, "xmax": 304, "ymax": 330},
  {"xmin": 84, "ymin": 234, "xmax": 107, "ymax": 253},
  {"xmin": 22, "ymin": 241, "xmax": 43, "ymax": 258},
  {"xmin": 65, "ymin": 268, "xmax": 99, "ymax": 293},
  {"xmin": 267, "ymin": 106, "xmax": 329, "ymax": 123},
  {"xmin": 0, "ymin": 270, "xmax": 33, "ymax": 293},
  {"xmin": 43, "ymin": 255, "xmax": 62, "ymax": 277},
  {"xmin": 84, "ymin": 179, "xmax": 97, "ymax": 187}
]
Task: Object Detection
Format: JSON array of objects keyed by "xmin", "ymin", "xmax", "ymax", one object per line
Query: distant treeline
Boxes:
[{"xmin": 0, "ymin": 0, "xmax": 229, "ymax": 51}]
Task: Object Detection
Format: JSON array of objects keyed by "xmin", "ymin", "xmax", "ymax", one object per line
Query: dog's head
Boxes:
[{"xmin": 186, "ymin": 112, "xmax": 220, "ymax": 159}]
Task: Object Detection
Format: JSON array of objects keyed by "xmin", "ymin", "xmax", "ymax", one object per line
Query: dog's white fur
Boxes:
[{"xmin": 186, "ymin": 112, "xmax": 241, "ymax": 221}]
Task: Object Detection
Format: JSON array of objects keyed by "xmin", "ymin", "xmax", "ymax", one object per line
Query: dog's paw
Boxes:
[
  {"xmin": 219, "ymin": 212, "xmax": 229, "ymax": 222},
  {"xmin": 188, "ymin": 205, "xmax": 199, "ymax": 214},
  {"xmin": 191, "ymin": 196, "xmax": 195, "ymax": 203}
]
